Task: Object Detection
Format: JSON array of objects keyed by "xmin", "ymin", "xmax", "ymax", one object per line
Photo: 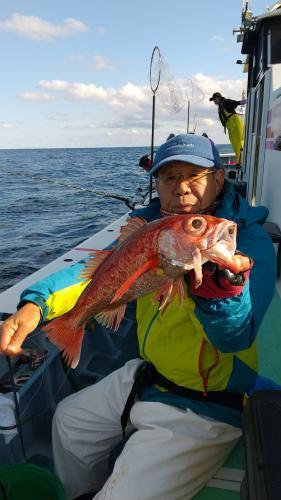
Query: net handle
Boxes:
[
  {"xmin": 149, "ymin": 46, "xmax": 161, "ymax": 94},
  {"xmin": 186, "ymin": 79, "xmax": 194, "ymax": 134}
]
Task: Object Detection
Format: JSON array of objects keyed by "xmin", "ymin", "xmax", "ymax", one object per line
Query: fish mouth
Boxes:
[{"xmin": 202, "ymin": 221, "xmax": 237, "ymax": 270}]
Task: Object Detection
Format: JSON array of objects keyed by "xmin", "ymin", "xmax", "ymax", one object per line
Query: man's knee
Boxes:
[{"xmin": 53, "ymin": 397, "xmax": 73, "ymax": 435}]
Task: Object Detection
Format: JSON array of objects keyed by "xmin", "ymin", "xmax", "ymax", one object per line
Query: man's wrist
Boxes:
[{"xmin": 188, "ymin": 261, "xmax": 251, "ymax": 299}]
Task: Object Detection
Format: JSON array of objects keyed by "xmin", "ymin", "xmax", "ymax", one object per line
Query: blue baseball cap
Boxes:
[{"xmin": 150, "ymin": 133, "xmax": 221, "ymax": 176}]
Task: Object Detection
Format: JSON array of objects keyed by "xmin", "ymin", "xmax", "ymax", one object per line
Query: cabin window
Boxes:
[
  {"xmin": 271, "ymin": 25, "xmax": 281, "ymax": 64},
  {"xmin": 251, "ymin": 79, "xmax": 265, "ymax": 206},
  {"xmin": 253, "ymin": 34, "xmax": 264, "ymax": 84}
]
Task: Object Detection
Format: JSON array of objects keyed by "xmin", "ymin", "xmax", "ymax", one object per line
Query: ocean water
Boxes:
[{"xmin": 0, "ymin": 144, "xmax": 232, "ymax": 293}]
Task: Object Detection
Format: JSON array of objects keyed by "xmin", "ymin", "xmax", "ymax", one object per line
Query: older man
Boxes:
[{"xmin": 0, "ymin": 134, "xmax": 276, "ymax": 499}]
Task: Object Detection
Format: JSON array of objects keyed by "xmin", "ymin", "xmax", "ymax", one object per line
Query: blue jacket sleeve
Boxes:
[
  {"xmin": 193, "ymin": 223, "xmax": 276, "ymax": 352},
  {"xmin": 18, "ymin": 260, "xmax": 88, "ymax": 323}
]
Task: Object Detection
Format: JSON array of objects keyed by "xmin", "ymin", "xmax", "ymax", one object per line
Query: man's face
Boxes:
[
  {"xmin": 214, "ymin": 96, "xmax": 221, "ymax": 105},
  {"xmin": 155, "ymin": 161, "xmax": 224, "ymax": 215}
]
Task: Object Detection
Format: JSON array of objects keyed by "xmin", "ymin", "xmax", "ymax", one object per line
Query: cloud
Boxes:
[
  {"xmin": 30, "ymin": 74, "xmax": 246, "ymax": 123},
  {"xmin": 0, "ymin": 13, "xmax": 88, "ymax": 40},
  {"xmin": 18, "ymin": 91, "xmax": 55, "ymax": 101},
  {"xmin": 0, "ymin": 123, "xmax": 18, "ymax": 129},
  {"xmin": 70, "ymin": 53, "xmax": 115, "ymax": 71},
  {"xmin": 184, "ymin": 73, "xmax": 245, "ymax": 106},
  {"xmin": 17, "ymin": 73, "xmax": 246, "ymax": 145},
  {"xmin": 211, "ymin": 35, "xmax": 224, "ymax": 43},
  {"xmin": 201, "ymin": 117, "xmax": 216, "ymax": 126},
  {"xmin": 95, "ymin": 26, "xmax": 106, "ymax": 35},
  {"xmin": 92, "ymin": 54, "xmax": 114, "ymax": 70},
  {"xmin": 38, "ymin": 79, "xmax": 150, "ymax": 111},
  {"xmin": 35, "ymin": 75, "xmax": 247, "ymax": 112},
  {"xmin": 39, "ymin": 80, "xmax": 69, "ymax": 91},
  {"xmin": 45, "ymin": 111, "xmax": 69, "ymax": 121},
  {"xmin": 70, "ymin": 54, "xmax": 86, "ymax": 63}
]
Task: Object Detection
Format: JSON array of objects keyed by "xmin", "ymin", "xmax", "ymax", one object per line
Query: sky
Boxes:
[{"xmin": 0, "ymin": 0, "xmax": 272, "ymax": 149}]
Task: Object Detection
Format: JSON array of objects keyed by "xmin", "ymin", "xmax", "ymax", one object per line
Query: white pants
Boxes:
[{"xmin": 52, "ymin": 359, "xmax": 241, "ymax": 500}]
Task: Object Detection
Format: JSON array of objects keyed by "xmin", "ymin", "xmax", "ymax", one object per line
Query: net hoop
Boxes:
[{"xmin": 149, "ymin": 46, "xmax": 161, "ymax": 94}]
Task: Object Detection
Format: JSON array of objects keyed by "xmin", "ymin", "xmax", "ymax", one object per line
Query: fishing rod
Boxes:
[{"xmin": 0, "ymin": 168, "xmax": 134, "ymax": 209}]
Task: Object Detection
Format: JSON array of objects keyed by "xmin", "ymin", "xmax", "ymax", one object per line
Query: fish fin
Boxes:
[
  {"xmin": 118, "ymin": 216, "xmax": 147, "ymax": 245},
  {"xmin": 192, "ymin": 248, "xmax": 203, "ymax": 288},
  {"xmin": 154, "ymin": 277, "xmax": 186, "ymax": 313},
  {"xmin": 110, "ymin": 257, "xmax": 159, "ymax": 303},
  {"xmin": 79, "ymin": 249, "xmax": 113, "ymax": 280},
  {"xmin": 173, "ymin": 277, "xmax": 186, "ymax": 306},
  {"xmin": 153, "ymin": 280, "xmax": 174, "ymax": 311},
  {"xmin": 41, "ymin": 314, "xmax": 86, "ymax": 369},
  {"xmin": 95, "ymin": 303, "xmax": 127, "ymax": 331}
]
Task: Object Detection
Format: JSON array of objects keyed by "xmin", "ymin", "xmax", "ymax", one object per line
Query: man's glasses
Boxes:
[{"xmin": 157, "ymin": 170, "xmax": 214, "ymax": 188}]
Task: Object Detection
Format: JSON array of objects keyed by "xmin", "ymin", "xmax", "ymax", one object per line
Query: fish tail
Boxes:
[{"xmin": 41, "ymin": 313, "xmax": 86, "ymax": 369}]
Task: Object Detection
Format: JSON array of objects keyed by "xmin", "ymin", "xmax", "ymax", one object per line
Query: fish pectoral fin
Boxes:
[
  {"xmin": 79, "ymin": 249, "xmax": 113, "ymax": 280},
  {"xmin": 154, "ymin": 277, "xmax": 186, "ymax": 313},
  {"xmin": 192, "ymin": 248, "xmax": 203, "ymax": 288},
  {"xmin": 118, "ymin": 216, "xmax": 147, "ymax": 245},
  {"xmin": 95, "ymin": 304, "xmax": 127, "ymax": 331},
  {"xmin": 110, "ymin": 257, "xmax": 159, "ymax": 303},
  {"xmin": 173, "ymin": 277, "xmax": 186, "ymax": 306},
  {"xmin": 153, "ymin": 280, "xmax": 174, "ymax": 311}
]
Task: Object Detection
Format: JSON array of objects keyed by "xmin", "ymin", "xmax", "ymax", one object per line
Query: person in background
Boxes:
[
  {"xmin": 138, "ymin": 134, "xmax": 175, "ymax": 173},
  {"xmin": 138, "ymin": 154, "xmax": 152, "ymax": 172},
  {"xmin": 166, "ymin": 132, "xmax": 175, "ymax": 141},
  {"xmin": 0, "ymin": 134, "xmax": 276, "ymax": 500},
  {"xmin": 210, "ymin": 92, "xmax": 246, "ymax": 165}
]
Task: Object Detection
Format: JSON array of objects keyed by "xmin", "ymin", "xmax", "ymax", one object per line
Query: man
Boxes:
[
  {"xmin": 138, "ymin": 154, "xmax": 152, "ymax": 172},
  {"xmin": 138, "ymin": 134, "xmax": 175, "ymax": 172},
  {"xmin": 0, "ymin": 134, "xmax": 276, "ymax": 499},
  {"xmin": 210, "ymin": 92, "xmax": 246, "ymax": 165}
]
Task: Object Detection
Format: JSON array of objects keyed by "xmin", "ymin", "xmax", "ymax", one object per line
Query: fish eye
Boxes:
[
  {"xmin": 228, "ymin": 226, "xmax": 235, "ymax": 235},
  {"xmin": 184, "ymin": 216, "xmax": 207, "ymax": 236},
  {"xmin": 192, "ymin": 219, "xmax": 203, "ymax": 229}
]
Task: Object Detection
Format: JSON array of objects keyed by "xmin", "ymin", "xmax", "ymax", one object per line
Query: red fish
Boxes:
[{"xmin": 42, "ymin": 214, "xmax": 239, "ymax": 368}]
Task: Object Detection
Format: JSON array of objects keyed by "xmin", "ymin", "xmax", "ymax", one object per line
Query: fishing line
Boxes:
[
  {"xmin": 3, "ymin": 356, "xmax": 28, "ymax": 461},
  {"xmin": 0, "ymin": 167, "xmax": 134, "ymax": 209},
  {"xmin": 0, "ymin": 352, "xmax": 70, "ymax": 428},
  {"xmin": 3, "ymin": 330, "xmax": 73, "ymax": 419},
  {"xmin": 28, "ymin": 359, "xmax": 73, "ymax": 421},
  {"xmin": 0, "ymin": 327, "xmax": 71, "ymax": 429},
  {"xmin": 192, "ymin": 113, "xmax": 198, "ymax": 134}
]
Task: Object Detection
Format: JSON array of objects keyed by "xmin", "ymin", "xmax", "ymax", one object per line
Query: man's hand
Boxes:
[
  {"xmin": 188, "ymin": 253, "xmax": 253, "ymax": 299},
  {"xmin": 0, "ymin": 303, "xmax": 41, "ymax": 356}
]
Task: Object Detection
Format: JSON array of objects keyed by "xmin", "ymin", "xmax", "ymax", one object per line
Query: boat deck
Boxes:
[{"xmin": 194, "ymin": 287, "xmax": 281, "ymax": 498}]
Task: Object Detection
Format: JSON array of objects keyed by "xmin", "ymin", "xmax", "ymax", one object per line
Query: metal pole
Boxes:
[
  {"xmin": 149, "ymin": 93, "xmax": 156, "ymax": 202},
  {"xmin": 187, "ymin": 100, "xmax": 190, "ymax": 134}
]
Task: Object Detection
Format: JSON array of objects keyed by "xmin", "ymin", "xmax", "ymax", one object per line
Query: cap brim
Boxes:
[{"xmin": 150, "ymin": 155, "xmax": 215, "ymax": 176}]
